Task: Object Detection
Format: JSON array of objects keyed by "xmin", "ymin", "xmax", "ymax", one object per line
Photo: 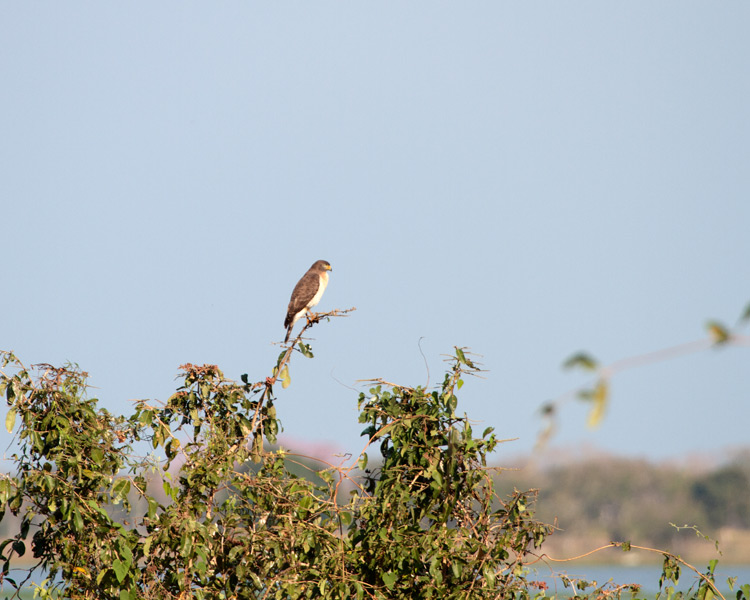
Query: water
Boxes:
[{"xmin": 531, "ymin": 563, "xmax": 750, "ymax": 596}]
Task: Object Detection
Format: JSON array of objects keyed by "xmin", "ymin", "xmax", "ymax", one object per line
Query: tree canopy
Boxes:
[{"xmin": 0, "ymin": 312, "xmax": 746, "ymax": 600}]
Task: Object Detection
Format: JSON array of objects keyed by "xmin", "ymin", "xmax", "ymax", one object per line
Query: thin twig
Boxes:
[{"xmin": 527, "ymin": 541, "xmax": 727, "ymax": 600}]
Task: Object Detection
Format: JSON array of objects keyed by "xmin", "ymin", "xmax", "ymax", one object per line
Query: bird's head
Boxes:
[{"xmin": 313, "ymin": 260, "xmax": 332, "ymax": 272}]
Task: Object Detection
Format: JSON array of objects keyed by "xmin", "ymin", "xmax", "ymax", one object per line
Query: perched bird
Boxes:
[{"xmin": 284, "ymin": 260, "xmax": 332, "ymax": 343}]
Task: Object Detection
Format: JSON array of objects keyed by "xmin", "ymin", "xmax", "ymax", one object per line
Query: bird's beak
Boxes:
[{"xmin": 327, "ymin": 265, "xmax": 333, "ymax": 271}]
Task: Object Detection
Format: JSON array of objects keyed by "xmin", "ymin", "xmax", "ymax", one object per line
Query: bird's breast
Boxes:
[{"xmin": 307, "ymin": 272, "xmax": 328, "ymax": 308}]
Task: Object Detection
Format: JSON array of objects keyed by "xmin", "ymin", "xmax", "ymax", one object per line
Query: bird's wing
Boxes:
[{"xmin": 284, "ymin": 271, "xmax": 320, "ymax": 327}]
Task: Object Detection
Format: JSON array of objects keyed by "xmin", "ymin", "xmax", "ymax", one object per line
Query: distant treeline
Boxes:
[
  {"xmin": 494, "ymin": 449, "xmax": 750, "ymax": 560},
  {"xmin": 3, "ymin": 446, "xmax": 748, "ymax": 564}
]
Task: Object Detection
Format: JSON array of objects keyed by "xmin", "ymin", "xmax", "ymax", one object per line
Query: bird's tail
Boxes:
[{"xmin": 284, "ymin": 327, "xmax": 292, "ymax": 344}]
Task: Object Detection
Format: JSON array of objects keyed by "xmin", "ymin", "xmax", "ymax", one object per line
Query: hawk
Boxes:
[{"xmin": 284, "ymin": 260, "xmax": 332, "ymax": 343}]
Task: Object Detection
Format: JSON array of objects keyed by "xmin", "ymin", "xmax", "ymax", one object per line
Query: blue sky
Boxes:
[{"xmin": 1, "ymin": 3, "xmax": 748, "ymax": 466}]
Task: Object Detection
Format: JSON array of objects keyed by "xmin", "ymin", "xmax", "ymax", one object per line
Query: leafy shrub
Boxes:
[{"xmin": 0, "ymin": 344, "xmax": 547, "ymax": 599}]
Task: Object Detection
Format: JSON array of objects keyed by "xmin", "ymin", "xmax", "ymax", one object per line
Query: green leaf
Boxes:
[
  {"xmin": 483, "ymin": 564, "xmax": 496, "ymax": 587},
  {"xmin": 452, "ymin": 561, "xmax": 462, "ymax": 578},
  {"xmin": 90, "ymin": 447, "xmax": 104, "ymax": 465},
  {"xmin": 429, "ymin": 556, "xmax": 443, "ymax": 584},
  {"xmin": 706, "ymin": 320, "xmax": 730, "ymax": 345},
  {"xmin": 112, "ymin": 559, "xmax": 128, "ymax": 584},
  {"xmin": 339, "ymin": 511, "xmax": 353, "ymax": 527},
  {"xmin": 354, "ymin": 581, "xmax": 364, "ymax": 600},
  {"xmin": 587, "ymin": 379, "xmax": 608, "ymax": 428},
  {"xmin": 298, "ymin": 342, "xmax": 314, "ymax": 359},
  {"xmin": 447, "ymin": 392, "xmax": 457, "ymax": 414},
  {"xmin": 11, "ymin": 540, "xmax": 25, "ymax": 557},
  {"xmin": 456, "ymin": 347, "xmax": 467, "ymax": 364},
  {"xmin": 432, "ymin": 468, "xmax": 444, "ymax": 488},
  {"xmin": 563, "ymin": 352, "xmax": 599, "ymax": 371},
  {"xmin": 455, "ymin": 347, "xmax": 475, "ymax": 368},
  {"xmin": 146, "ymin": 497, "xmax": 158, "ymax": 519},
  {"xmin": 72, "ymin": 508, "xmax": 84, "ymax": 532},
  {"xmin": 280, "ymin": 366, "xmax": 291, "ymax": 389},
  {"xmin": 179, "ymin": 531, "xmax": 193, "ymax": 557},
  {"xmin": 0, "ymin": 480, "xmax": 11, "ymax": 504},
  {"xmin": 5, "ymin": 408, "xmax": 16, "ymax": 433},
  {"xmin": 251, "ymin": 432, "xmax": 262, "ymax": 463},
  {"xmin": 112, "ymin": 478, "xmax": 131, "ymax": 501},
  {"xmin": 20, "ymin": 517, "xmax": 30, "ymax": 538},
  {"xmin": 382, "ymin": 572, "xmax": 397, "ymax": 590}
]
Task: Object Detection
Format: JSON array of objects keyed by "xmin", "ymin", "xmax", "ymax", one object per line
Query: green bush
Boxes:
[
  {"xmin": 0, "ymin": 312, "xmax": 746, "ymax": 600},
  {"xmin": 0, "ymin": 344, "xmax": 548, "ymax": 599}
]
